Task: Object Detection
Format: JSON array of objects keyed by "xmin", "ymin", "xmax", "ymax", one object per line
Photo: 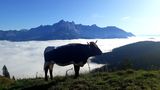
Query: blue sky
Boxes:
[{"xmin": 0, "ymin": 0, "xmax": 160, "ymax": 35}]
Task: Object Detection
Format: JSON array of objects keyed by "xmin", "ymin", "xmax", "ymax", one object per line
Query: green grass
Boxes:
[{"xmin": 1, "ymin": 70, "xmax": 160, "ymax": 90}]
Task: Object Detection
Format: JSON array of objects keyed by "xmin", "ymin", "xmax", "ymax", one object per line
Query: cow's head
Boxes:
[{"xmin": 88, "ymin": 41, "xmax": 102, "ymax": 56}]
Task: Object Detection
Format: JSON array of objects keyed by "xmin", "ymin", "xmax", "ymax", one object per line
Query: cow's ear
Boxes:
[{"xmin": 95, "ymin": 40, "xmax": 98, "ymax": 44}]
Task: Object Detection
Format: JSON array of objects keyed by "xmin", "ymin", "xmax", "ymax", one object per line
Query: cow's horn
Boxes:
[{"xmin": 95, "ymin": 40, "xmax": 98, "ymax": 43}]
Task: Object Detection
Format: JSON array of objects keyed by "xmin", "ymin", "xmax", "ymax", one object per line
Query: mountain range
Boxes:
[{"xmin": 0, "ymin": 20, "xmax": 134, "ymax": 41}]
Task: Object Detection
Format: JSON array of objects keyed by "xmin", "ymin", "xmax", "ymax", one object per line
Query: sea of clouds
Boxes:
[{"xmin": 0, "ymin": 37, "xmax": 159, "ymax": 79}]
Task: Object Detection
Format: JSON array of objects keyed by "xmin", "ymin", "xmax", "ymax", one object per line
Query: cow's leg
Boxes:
[
  {"xmin": 44, "ymin": 62, "xmax": 49, "ymax": 81},
  {"xmin": 49, "ymin": 63, "xmax": 54, "ymax": 80},
  {"xmin": 74, "ymin": 65, "xmax": 80, "ymax": 78}
]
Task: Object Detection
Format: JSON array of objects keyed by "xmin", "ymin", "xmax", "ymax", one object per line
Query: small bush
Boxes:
[{"xmin": 0, "ymin": 76, "xmax": 14, "ymax": 89}]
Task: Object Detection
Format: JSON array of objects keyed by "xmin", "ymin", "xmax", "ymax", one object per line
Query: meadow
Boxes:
[{"xmin": 1, "ymin": 69, "xmax": 160, "ymax": 90}]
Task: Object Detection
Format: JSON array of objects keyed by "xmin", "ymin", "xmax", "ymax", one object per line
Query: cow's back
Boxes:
[{"xmin": 44, "ymin": 44, "xmax": 90, "ymax": 65}]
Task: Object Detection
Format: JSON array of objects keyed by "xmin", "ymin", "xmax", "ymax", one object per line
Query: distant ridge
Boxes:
[{"xmin": 0, "ymin": 20, "xmax": 134, "ymax": 41}]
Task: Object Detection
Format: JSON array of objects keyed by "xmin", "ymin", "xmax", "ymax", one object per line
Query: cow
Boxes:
[{"xmin": 44, "ymin": 41, "xmax": 102, "ymax": 81}]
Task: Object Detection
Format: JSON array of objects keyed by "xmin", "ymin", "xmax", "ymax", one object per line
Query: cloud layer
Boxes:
[{"xmin": 0, "ymin": 38, "xmax": 157, "ymax": 78}]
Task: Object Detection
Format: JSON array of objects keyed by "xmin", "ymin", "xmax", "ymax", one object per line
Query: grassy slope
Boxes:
[{"xmin": 1, "ymin": 70, "xmax": 160, "ymax": 90}]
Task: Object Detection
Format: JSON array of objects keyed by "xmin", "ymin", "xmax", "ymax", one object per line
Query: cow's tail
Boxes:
[
  {"xmin": 44, "ymin": 61, "xmax": 48, "ymax": 71},
  {"xmin": 44, "ymin": 61, "xmax": 54, "ymax": 71},
  {"xmin": 44, "ymin": 46, "xmax": 55, "ymax": 71},
  {"xmin": 44, "ymin": 55, "xmax": 53, "ymax": 71},
  {"xmin": 44, "ymin": 52, "xmax": 48, "ymax": 71}
]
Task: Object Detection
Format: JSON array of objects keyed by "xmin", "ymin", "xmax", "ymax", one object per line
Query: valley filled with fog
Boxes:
[{"xmin": 0, "ymin": 37, "xmax": 159, "ymax": 78}]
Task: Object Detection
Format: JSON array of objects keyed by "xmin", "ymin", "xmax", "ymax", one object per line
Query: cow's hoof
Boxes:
[
  {"xmin": 45, "ymin": 78, "xmax": 48, "ymax": 81},
  {"xmin": 74, "ymin": 76, "xmax": 78, "ymax": 79}
]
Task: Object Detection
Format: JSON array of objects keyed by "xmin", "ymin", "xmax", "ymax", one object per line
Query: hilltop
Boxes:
[
  {"xmin": 0, "ymin": 20, "xmax": 134, "ymax": 41},
  {"xmin": 92, "ymin": 41, "xmax": 160, "ymax": 70}
]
